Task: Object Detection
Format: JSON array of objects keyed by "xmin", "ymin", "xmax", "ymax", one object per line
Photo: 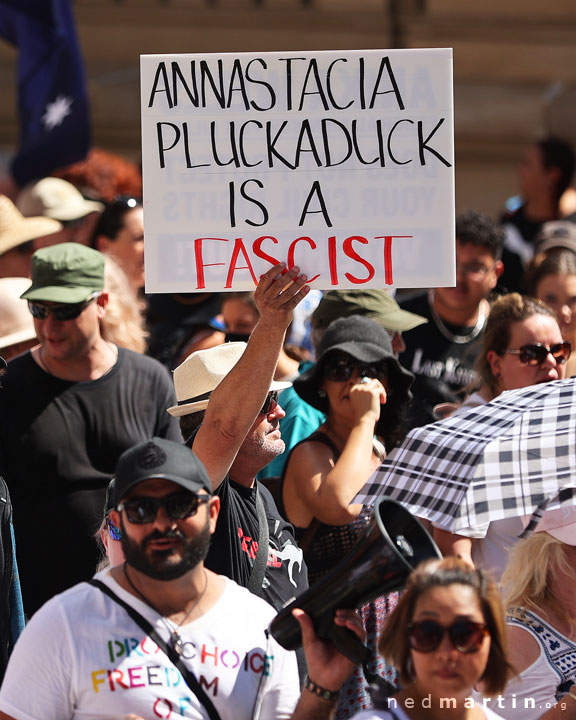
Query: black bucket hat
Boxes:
[{"xmin": 293, "ymin": 314, "xmax": 414, "ymax": 412}]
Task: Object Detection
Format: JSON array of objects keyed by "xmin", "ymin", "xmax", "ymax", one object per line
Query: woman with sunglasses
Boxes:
[
  {"xmin": 351, "ymin": 557, "xmax": 511, "ymax": 720},
  {"xmin": 527, "ymin": 248, "xmax": 576, "ymax": 379},
  {"xmin": 280, "ymin": 314, "xmax": 413, "ymax": 718},
  {"xmin": 435, "ymin": 293, "xmax": 570, "ymax": 581}
]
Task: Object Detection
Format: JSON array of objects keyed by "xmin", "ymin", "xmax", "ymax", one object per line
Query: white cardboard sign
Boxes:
[{"xmin": 141, "ymin": 48, "xmax": 454, "ymax": 293}]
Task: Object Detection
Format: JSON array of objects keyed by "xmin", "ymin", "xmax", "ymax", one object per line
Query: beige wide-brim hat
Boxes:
[
  {"xmin": 167, "ymin": 342, "xmax": 291, "ymax": 417},
  {"xmin": 17, "ymin": 178, "xmax": 104, "ymax": 221},
  {"xmin": 0, "ymin": 195, "xmax": 62, "ymax": 256},
  {"xmin": 0, "ymin": 277, "xmax": 36, "ymax": 350}
]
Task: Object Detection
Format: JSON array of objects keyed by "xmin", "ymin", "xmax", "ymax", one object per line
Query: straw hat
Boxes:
[
  {"xmin": 0, "ymin": 277, "xmax": 36, "ymax": 350},
  {"xmin": 167, "ymin": 342, "xmax": 291, "ymax": 417},
  {"xmin": 0, "ymin": 195, "xmax": 61, "ymax": 256},
  {"xmin": 17, "ymin": 178, "xmax": 103, "ymax": 221}
]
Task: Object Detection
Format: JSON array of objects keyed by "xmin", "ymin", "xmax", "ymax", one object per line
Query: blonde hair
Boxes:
[
  {"xmin": 100, "ymin": 257, "xmax": 148, "ymax": 353},
  {"xmin": 502, "ymin": 532, "xmax": 575, "ymax": 631}
]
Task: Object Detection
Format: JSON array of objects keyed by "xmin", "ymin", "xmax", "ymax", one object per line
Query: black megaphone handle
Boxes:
[{"xmin": 325, "ymin": 623, "xmax": 370, "ymax": 665}]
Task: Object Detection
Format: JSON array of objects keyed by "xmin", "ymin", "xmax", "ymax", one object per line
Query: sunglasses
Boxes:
[
  {"xmin": 408, "ymin": 620, "xmax": 489, "ymax": 654},
  {"xmin": 504, "ymin": 342, "xmax": 571, "ymax": 366},
  {"xmin": 117, "ymin": 491, "xmax": 210, "ymax": 525},
  {"xmin": 323, "ymin": 355, "xmax": 387, "ymax": 383},
  {"xmin": 28, "ymin": 292, "xmax": 100, "ymax": 322},
  {"xmin": 260, "ymin": 390, "xmax": 279, "ymax": 415}
]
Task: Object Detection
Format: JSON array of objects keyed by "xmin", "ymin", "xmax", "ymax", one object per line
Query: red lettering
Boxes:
[
  {"xmin": 225, "ymin": 238, "xmax": 259, "ymax": 288},
  {"xmin": 328, "ymin": 235, "xmax": 338, "ymax": 285},
  {"xmin": 343, "ymin": 236, "xmax": 375, "ymax": 284},
  {"xmin": 374, "ymin": 235, "xmax": 411, "ymax": 285},
  {"xmin": 287, "ymin": 236, "xmax": 320, "ymax": 282},
  {"xmin": 201, "ymin": 645, "xmax": 219, "ymax": 666},
  {"xmin": 194, "ymin": 237, "xmax": 228, "ymax": 289},
  {"xmin": 249, "ymin": 651, "xmax": 265, "ymax": 673},
  {"xmin": 153, "ymin": 698, "xmax": 173, "ymax": 718},
  {"xmin": 252, "ymin": 236, "xmax": 282, "ymax": 270},
  {"xmin": 267, "ymin": 550, "xmax": 281, "ymax": 568},
  {"xmin": 200, "ymin": 674, "xmax": 219, "ymax": 696},
  {"xmin": 107, "ymin": 668, "xmax": 129, "ymax": 691}
]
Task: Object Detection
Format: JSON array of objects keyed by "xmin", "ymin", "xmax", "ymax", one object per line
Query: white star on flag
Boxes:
[{"xmin": 42, "ymin": 95, "xmax": 73, "ymax": 131}]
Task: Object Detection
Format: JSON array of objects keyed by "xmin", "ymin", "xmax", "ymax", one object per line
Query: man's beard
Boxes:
[{"xmin": 120, "ymin": 516, "xmax": 211, "ymax": 581}]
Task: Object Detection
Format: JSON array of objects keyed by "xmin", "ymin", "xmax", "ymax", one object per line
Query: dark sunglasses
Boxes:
[
  {"xmin": 408, "ymin": 619, "xmax": 489, "ymax": 654},
  {"xmin": 323, "ymin": 355, "xmax": 387, "ymax": 383},
  {"xmin": 117, "ymin": 491, "xmax": 210, "ymax": 525},
  {"xmin": 504, "ymin": 342, "xmax": 571, "ymax": 366},
  {"xmin": 260, "ymin": 390, "xmax": 279, "ymax": 415},
  {"xmin": 28, "ymin": 292, "xmax": 100, "ymax": 322}
]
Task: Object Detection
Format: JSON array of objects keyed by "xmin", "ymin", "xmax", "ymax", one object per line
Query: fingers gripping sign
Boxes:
[{"xmin": 255, "ymin": 263, "xmax": 310, "ymax": 332}]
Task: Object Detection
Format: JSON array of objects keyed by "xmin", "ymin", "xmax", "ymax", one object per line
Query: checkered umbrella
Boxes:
[{"xmin": 355, "ymin": 377, "xmax": 576, "ymax": 534}]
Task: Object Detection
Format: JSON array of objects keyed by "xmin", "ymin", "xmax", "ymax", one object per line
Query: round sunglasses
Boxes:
[
  {"xmin": 28, "ymin": 291, "xmax": 100, "ymax": 322},
  {"xmin": 503, "ymin": 342, "xmax": 571, "ymax": 366},
  {"xmin": 408, "ymin": 619, "xmax": 489, "ymax": 654},
  {"xmin": 117, "ymin": 491, "xmax": 210, "ymax": 525},
  {"xmin": 322, "ymin": 355, "xmax": 388, "ymax": 383}
]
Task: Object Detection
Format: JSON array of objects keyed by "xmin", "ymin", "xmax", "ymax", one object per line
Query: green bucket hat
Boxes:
[
  {"xmin": 21, "ymin": 242, "xmax": 105, "ymax": 303},
  {"xmin": 312, "ymin": 289, "xmax": 427, "ymax": 334}
]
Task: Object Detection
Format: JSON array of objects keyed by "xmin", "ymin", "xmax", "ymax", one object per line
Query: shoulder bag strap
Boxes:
[
  {"xmin": 88, "ymin": 579, "xmax": 222, "ymax": 720},
  {"xmin": 247, "ymin": 486, "xmax": 269, "ymax": 596}
]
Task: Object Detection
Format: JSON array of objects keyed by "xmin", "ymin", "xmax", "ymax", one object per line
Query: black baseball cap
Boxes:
[{"xmin": 110, "ymin": 437, "xmax": 212, "ymax": 507}]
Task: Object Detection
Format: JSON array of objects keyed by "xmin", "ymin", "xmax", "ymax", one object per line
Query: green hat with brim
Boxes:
[
  {"xmin": 312, "ymin": 289, "xmax": 427, "ymax": 334},
  {"xmin": 21, "ymin": 242, "xmax": 105, "ymax": 303}
]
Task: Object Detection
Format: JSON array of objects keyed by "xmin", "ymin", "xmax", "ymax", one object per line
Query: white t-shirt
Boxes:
[
  {"xmin": 434, "ymin": 516, "xmax": 524, "ymax": 584},
  {"xmin": 352, "ymin": 703, "xmax": 506, "ymax": 719},
  {"xmin": 0, "ymin": 571, "xmax": 299, "ymax": 720}
]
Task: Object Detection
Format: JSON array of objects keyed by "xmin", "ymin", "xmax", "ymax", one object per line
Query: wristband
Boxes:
[{"xmin": 304, "ymin": 675, "xmax": 340, "ymax": 702}]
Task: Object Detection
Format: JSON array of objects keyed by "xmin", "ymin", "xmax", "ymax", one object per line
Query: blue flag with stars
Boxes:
[{"xmin": 0, "ymin": 0, "xmax": 91, "ymax": 186}]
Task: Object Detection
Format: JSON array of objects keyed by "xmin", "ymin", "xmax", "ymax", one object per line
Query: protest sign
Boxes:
[{"xmin": 141, "ymin": 48, "xmax": 454, "ymax": 292}]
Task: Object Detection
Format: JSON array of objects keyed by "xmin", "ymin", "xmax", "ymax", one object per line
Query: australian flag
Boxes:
[{"xmin": 0, "ymin": 0, "xmax": 91, "ymax": 186}]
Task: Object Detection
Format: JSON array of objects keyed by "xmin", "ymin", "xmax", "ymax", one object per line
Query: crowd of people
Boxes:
[{"xmin": 0, "ymin": 134, "xmax": 574, "ymax": 720}]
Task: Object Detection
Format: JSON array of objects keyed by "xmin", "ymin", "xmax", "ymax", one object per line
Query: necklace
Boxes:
[
  {"xmin": 123, "ymin": 563, "xmax": 209, "ymax": 655},
  {"xmin": 427, "ymin": 291, "xmax": 486, "ymax": 344},
  {"xmin": 38, "ymin": 342, "xmax": 118, "ymax": 379}
]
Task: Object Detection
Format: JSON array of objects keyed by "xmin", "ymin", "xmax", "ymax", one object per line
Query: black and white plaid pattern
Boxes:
[{"xmin": 355, "ymin": 377, "xmax": 576, "ymax": 534}]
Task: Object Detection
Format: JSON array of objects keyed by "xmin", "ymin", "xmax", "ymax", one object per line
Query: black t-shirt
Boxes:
[
  {"xmin": 0, "ymin": 348, "xmax": 181, "ymax": 615},
  {"xmin": 399, "ymin": 292, "xmax": 483, "ymax": 429},
  {"xmin": 206, "ymin": 477, "xmax": 308, "ymax": 612}
]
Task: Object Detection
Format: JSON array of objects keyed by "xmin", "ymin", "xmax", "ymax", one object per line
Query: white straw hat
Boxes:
[
  {"xmin": 17, "ymin": 178, "xmax": 103, "ymax": 221},
  {"xmin": 0, "ymin": 277, "xmax": 36, "ymax": 350},
  {"xmin": 167, "ymin": 342, "xmax": 291, "ymax": 417},
  {"xmin": 0, "ymin": 195, "xmax": 61, "ymax": 256}
]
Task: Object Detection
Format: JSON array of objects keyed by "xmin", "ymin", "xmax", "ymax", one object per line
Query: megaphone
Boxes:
[{"xmin": 269, "ymin": 498, "xmax": 441, "ymax": 663}]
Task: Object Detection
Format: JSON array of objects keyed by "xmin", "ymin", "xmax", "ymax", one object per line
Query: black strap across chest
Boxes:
[{"xmin": 88, "ymin": 579, "xmax": 222, "ymax": 720}]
